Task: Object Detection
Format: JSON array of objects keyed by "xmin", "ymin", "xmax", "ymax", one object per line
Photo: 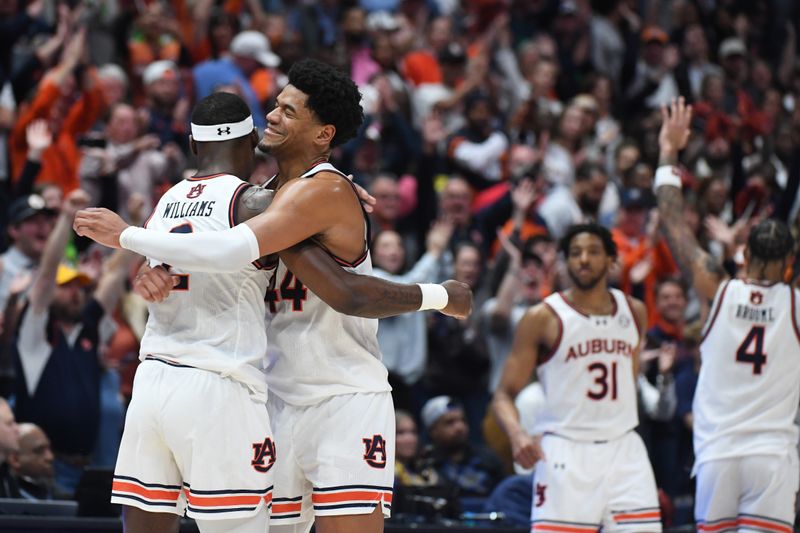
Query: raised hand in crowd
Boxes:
[
  {"xmin": 425, "ymin": 220, "xmax": 454, "ymax": 258},
  {"xmin": 25, "ymin": 120, "xmax": 52, "ymax": 162}
]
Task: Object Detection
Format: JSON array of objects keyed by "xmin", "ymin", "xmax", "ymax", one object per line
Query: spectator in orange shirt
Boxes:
[
  {"xmin": 612, "ymin": 188, "xmax": 678, "ymax": 325},
  {"xmin": 10, "ymin": 28, "xmax": 105, "ymax": 194}
]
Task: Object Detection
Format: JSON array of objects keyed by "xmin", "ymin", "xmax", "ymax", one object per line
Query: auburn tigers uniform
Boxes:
[
  {"xmin": 694, "ymin": 279, "xmax": 800, "ymax": 532},
  {"xmin": 264, "ymin": 163, "xmax": 394, "ymax": 524},
  {"xmin": 112, "ymin": 174, "xmax": 275, "ymax": 522},
  {"xmin": 530, "ymin": 289, "xmax": 661, "ymax": 533}
]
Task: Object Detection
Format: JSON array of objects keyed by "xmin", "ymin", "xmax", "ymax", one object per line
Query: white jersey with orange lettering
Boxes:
[
  {"xmin": 534, "ymin": 289, "xmax": 641, "ymax": 442},
  {"xmin": 139, "ymin": 173, "xmax": 272, "ymax": 397},
  {"xmin": 693, "ymin": 279, "xmax": 800, "ymax": 468},
  {"xmin": 264, "ymin": 163, "xmax": 390, "ymax": 406}
]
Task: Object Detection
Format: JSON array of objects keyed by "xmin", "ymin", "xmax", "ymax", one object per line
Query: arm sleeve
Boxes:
[{"xmin": 120, "ymin": 223, "xmax": 260, "ymax": 273}]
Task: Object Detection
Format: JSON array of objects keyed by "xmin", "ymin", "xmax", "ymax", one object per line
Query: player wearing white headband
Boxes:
[{"xmin": 98, "ymin": 89, "xmax": 471, "ymax": 533}]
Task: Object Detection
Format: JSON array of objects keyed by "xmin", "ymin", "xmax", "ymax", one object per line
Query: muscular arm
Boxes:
[
  {"xmin": 656, "ymin": 99, "xmax": 728, "ymax": 301},
  {"xmin": 115, "ymin": 175, "xmax": 363, "ymax": 273},
  {"xmin": 240, "ymin": 184, "xmax": 444, "ymax": 319},
  {"xmin": 279, "ymin": 242, "xmax": 425, "ymax": 319},
  {"xmin": 491, "ymin": 304, "xmax": 550, "ymax": 442}
]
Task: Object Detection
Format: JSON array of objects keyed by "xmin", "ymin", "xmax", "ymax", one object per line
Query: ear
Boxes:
[
  {"xmin": 189, "ymin": 136, "xmax": 197, "ymax": 156},
  {"xmin": 743, "ymin": 247, "xmax": 750, "ymax": 266},
  {"xmin": 315, "ymin": 124, "xmax": 336, "ymax": 147},
  {"xmin": 250, "ymin": 128, "xmax": 259, "ymax": 148},
  {"xmin": 7, "ymin": 452, "xmax": 19, "ymax": 471}
]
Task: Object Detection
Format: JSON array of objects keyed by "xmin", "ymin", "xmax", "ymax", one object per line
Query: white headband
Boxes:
[{"xmin": 190, "ymin": 116, "xmax": 254, "ymax": 142}]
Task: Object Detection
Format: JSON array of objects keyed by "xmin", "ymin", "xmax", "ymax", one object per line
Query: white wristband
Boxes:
[
  {"xmin": 418, "ymin": 283, "xmax": 449, "ymax": 311},
  {"xmin": 654, "ymin": 165, "xmax": 682, "ymax": 190}
]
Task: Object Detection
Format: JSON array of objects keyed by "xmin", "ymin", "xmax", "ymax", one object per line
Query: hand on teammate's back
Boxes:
[
  {"xmin": 73, "ymin": 208, "xmax": 129, "ymax": 248},
  {"xmin": 440, "ymin": 280, "xmax": 473, "ymax": 319},
  {"xmin": 133, "ymin": 264, "xmax": 177, "ymax": 303}
]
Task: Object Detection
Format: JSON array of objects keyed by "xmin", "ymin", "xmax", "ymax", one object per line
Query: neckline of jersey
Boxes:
[{"xmin": 558, "ymin": 291, "xmax": 618, "ymax": 319}]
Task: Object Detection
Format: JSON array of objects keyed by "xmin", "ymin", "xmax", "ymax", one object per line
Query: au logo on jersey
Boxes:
[
  {"xmin": 362, "ymin": 434, "xmax": 387, "ymax": 468},
  {"xmin": 186, "ymin": 183, "xmax": 207, "ymax": 199},
  {"xmin": 535, "ymin": 483, "xmax": 547, "ymax": 507},
  {"xmin": 750, "ymin": 291, "xmax": 764, "ymax": 305},
  {"xmin": 251, "ymin": 437, "xmax": 276, "ymax": 473}
]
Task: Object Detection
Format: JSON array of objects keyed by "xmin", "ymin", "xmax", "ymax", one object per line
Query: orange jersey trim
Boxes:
[
  {"xmin": 112, "ymin": 481, "xmax": 180, "ymax": 502},
  {"xmin": 312, "ymin": 490, "xmax": 392, "ymax": 504}
]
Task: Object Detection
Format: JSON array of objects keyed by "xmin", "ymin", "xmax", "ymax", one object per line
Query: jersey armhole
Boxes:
[
  {"xmin": 623, "ymin": 295, "xmax": 643, "ymax": 347},
  {"xmin": 790, "ymin": 288, "xmax": 800, "ymax": 344},
  {"xmin": 538, "ymin": 302, "xmax": 563, "ymax": 366},
  {"xmin": 700, "ymin": 279, "xmax": 731, "ymax": 343}
]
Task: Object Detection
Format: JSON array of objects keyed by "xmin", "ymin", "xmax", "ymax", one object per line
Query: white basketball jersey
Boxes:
[
  {"xmin": 139, "ymin": 174, "xmax": 272, "ymax": 395},
  {"xmin": 693, "ymin": 279, "xmax": 800, "ymax": 468},
  {"xmin": 533, "ymin": 289, "xmax": 640, "ymax": 441},
  {"xmin": 264, "ymin": 163, "xmax": 390, "ymax": 406}
]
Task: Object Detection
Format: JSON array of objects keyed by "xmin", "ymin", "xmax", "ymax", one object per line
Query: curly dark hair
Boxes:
[
  {"xmin": 287, "ymin": 59, "xmax": 364, "ymax": 148},
  {"xmin": 559, "ymin": 223, "xmax": 618, "ymax": 258}
]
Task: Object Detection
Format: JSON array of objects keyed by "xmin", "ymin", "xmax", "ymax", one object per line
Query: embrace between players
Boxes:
[{"xmin": 77, "ymin": 58, "xmax": 798, "ymax": 533}]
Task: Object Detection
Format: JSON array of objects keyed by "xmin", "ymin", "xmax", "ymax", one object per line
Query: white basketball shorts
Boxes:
[
  {"xmin": 695, "ymin": 451, "xmax": 799, "ymax": 533},
  {"xmin": 111, "ymin": 358, "xmax": 274, "ymax": 521},
  {"xmin": 531, "ymin": 431, "xmax": 662, "ymax": 533},
  {"xmin": 267, "ymin": 391, "xmax": 394, "ymax": 525}
]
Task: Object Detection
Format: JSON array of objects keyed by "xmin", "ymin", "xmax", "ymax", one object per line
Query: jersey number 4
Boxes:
[
  {"xmin": 266, "ymin": 272, "xmax": 307, "ymax": 312},
  {"xmin": 736, "ymin": 325, "xmax": 767, "ymax": 374},
  {"xmin": 587, "ymin": 362, "xmax": 618, "ymax": 400}
]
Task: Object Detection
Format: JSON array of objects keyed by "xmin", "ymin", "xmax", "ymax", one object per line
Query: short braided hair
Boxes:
[{"xmin": 747, "ymin": 219, "xmax": 795, "ymax": 262}]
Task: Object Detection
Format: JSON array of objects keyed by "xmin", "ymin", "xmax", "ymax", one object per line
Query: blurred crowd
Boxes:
[{"xmin": 0, "ymin": 0, "xmax": 799, "ymax": 528}]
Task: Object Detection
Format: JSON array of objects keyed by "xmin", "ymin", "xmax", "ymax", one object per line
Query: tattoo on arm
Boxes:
[
  {"xmin": 657, "ymin": 182, "xmax": 725, "ymax": 292},
  {"xmin": 349, "ymin": 277, "xmax": 422, "ymax": 318}
]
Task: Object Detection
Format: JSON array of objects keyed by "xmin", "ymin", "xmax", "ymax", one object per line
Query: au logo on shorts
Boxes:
[
  {"xmin": 251, "ymin": 437, "xmax": 276, "ymax": 473},
  {"xmin": 362, "ymin": 434, "xmax": 387, "ymax": 469},
  {"xmin": 535, "ymin": 483, "xmax": 547, "ymax": 507}
]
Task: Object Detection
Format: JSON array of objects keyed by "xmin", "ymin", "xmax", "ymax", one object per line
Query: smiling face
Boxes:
[
  {"xmin": 373, "ymin": 231, "xmax": 405, "ymax": 274},
  {"xmin": 259, "ymin": 85, "xmax": 329, "ymax": 159},
  {"xmin": 565, "ymin": 232, "xmax": 613, "ymax": 291}
]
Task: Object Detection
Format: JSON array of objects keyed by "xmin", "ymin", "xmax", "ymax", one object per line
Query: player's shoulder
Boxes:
[{"xmin": 525, "ymin": 301, "xmax": 559, "ymax": 328}]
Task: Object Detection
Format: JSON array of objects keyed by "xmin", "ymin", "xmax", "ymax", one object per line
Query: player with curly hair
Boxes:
[{"xmin": 76, "ymin": 59, "xmax": 471, "ymax": 533}]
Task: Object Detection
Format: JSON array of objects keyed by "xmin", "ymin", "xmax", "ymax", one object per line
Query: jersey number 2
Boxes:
[
  {"xmin": 736, "ymin": 326, "xmax": 767, "ymax": 374},
  {"xmin": 587, "ymin": 362, "xmax": 618, "ymax": 400},
  {"xmin": 266, "ymin": 272, "xmax": 307, "ymax": 312}
]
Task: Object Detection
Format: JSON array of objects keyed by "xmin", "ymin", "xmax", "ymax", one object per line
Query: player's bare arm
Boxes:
[
  {"xmin": 627, "ymin": 296, "xmax": 648, "ymax": 377},
  {"xmin": 657, "ymin": 97, "xmax": 728, "ymax": 301},
  {"xmin": 279, "ymin": 241, "xmax": 472, "ymax": 319},
  {"xmin": 492, "ymin": 303, "xmax": 558, "ymax": 468},
  {"xmin": 74, "ymin": 173, "xmax": 368, "ymax": 272}
]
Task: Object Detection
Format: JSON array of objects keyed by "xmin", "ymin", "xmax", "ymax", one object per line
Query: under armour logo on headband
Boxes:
[{"xmin": 191, "ymin": 116, "xmax": 254, "ymax": 142}]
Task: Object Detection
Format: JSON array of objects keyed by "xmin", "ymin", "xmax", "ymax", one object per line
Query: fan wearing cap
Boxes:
[
  {"xmin": 624, "ymin": 25, "xmax": 679, "ymax": 114},
  {"xmin": 12, "ymin": 188, "xmax": 137, "ymax": 497},
  {"xmin": 193, "ymin": 30, "xmax": 281, "ymax": 131},
  {"xmin": 139, "ymin": 60, "xmax": 190, "ymax": 150},
  {"xmin": 611, "ymin": 187, "xmax": 678, "ymax": 326},
  {"xmin": 0, "ymin": 195, "xmax": 57, "ymax": 312},
  {"xmin": 418, "ymin": 396, "xmax": 505, "ymax": 497}
]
